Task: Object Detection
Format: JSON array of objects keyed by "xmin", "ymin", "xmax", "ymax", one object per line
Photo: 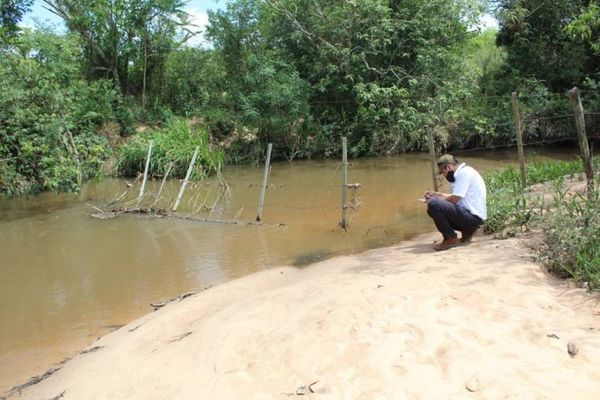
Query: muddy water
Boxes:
[{"xmin": 0, "ymin": 149, "xmax": 578, "ymax": 392}]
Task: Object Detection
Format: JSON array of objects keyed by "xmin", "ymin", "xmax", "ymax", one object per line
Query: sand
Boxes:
[{"xmin": 6, "ymin": 233, "xmax": 600, "ymax": 400}]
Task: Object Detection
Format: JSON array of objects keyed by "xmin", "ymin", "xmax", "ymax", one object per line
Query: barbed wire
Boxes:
[
  {"xmin": 262, "ymin": 203, "xmax": 340, "ymax": 210},
  {"xmin": 307, "ymin": 90, "xmax": 600, "ymax": 106},
  {"xmin": 530, "ymin": 113, "xmax": 574, "ymax": 121},
  {"xmin": 451, "ymin": 137, "xmax": 578, "ymax": 154}
]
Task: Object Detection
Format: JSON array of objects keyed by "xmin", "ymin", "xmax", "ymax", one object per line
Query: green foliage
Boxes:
[
  {"xmin": 483, "ymin": 158, "xmax": 593, "ymax": 235},
  {"xmin": 565, "ymin": 1, "xmax": 600, "ymax": 54},
  {"xmin": 483, "ymin": 167, "xmax": 525, "ymax": 234},
  {"xmin": 4, "ymin": 0, "xmax": 600, "ymax": 199},
  {"xmin": 496, "ymin": 0, "xmax": 598, "ymax": 92},
  {"xmin": 0, "ymin": 0, "xmax": 33, "ymax": 47},
  {"xmin": 160, "ymin": 48, "xmax": 221, "ymax": 116},
  {"xmin": 0, "ymin": 28, "xmax": 115, "ymax": 197},
  {"xmin": 541, "ymin": 185, "xmax": 600, "ymax": 290},
  {"xmin": 116, "ymin": 118, "xmax": 223, "ymax": 179},
  {"xmin": 205, "ymin": 0, "xmax": 485, "ymax": 160},
  {"xmin": 43, "ymin": 0, "xmax": 190, "ymax": 104}
]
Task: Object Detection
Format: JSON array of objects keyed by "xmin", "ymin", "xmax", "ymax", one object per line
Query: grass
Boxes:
[
  {"xmin": 116, "ymin": 118, "xmax": 223, "ymax": 179},
  {"xmin": 484, "ymin": 158, "xmax": 594, "ymax": 234}
]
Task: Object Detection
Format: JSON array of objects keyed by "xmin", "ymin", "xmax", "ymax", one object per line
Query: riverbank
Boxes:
[{"xmin": 5, "ymin": 232, "xmax": 600, "ymax": 399}]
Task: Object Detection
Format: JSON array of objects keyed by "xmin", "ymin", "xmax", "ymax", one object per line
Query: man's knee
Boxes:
[{"xmin": 427, "ymin": 198, "xmax": 444, "ymax": 214}]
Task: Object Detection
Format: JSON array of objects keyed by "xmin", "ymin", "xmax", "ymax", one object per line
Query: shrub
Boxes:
[
  {"xmin": 116, "ymin": 118, "xmax": 223, "ymax": 179},
  {"xmin": 540, "ymin": 185, "xmax": 600, "ymax": 290}
]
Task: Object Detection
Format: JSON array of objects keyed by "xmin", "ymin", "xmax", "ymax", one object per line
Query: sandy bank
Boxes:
[{"xmin": 7, "ymin": 233, "xmax": 600, "ymax": 399}]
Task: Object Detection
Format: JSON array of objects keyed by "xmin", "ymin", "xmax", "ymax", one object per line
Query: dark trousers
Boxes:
[{"xmin": 427, "ymin": 198, "xmax": 482, "ymax": 239}]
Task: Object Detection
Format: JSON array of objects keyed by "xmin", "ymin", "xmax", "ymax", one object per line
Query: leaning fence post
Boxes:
[
  {"xmin": 511, "ymin": 92, "xmax": 527, "ymax": 188},
  {"xmin": 172, "ymin": 147, "xmax": 200, "ymax": 212},
  {"xmin": 428, "ymin": 127, "xmax": 439, "ymax": 192},
  {"xmin": 256, "ymin": 143, "xmax": 273, "ymax": 222},
  {"xmin": 150, "ymin": 162, "xmax": 173, "ymax": 209},
  {"xmin": 340, "ymin": 136, "xmax": 348, "ymax": 230},
  {"xmin": 569, "ymin": 87, "xmax": 594, "ymax": 191},
  {"xmin": 137, "ymin": 140, "xmax": 154, "ymax": 207}
]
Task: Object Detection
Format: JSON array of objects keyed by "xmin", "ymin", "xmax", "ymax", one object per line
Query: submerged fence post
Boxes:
[
  {"xmin": 256, "ymin": 143, "xmax": 273, "ymax": 222},
  {"xmin": 172, "ymin": 147, "xmax": 200, "ymax": 212},
  {"xmin": 511, "ymin": 92, "xmax": 527, "ymax": 188},
  {"xmin": 137, "ymin": 140, "xmax": 154, "ymax": 207},
  {"xmin": 569, "ymin": 87, "xmax": 594, "ymax": 190},
  {"xmin": 340, "ymin": 136, "xmax": 348, "ymax": 230},
  {"xmin": 428, "ymin": 127, "xmax": 439, "ymax": 192}
]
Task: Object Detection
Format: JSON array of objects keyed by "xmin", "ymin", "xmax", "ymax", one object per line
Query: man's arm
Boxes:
[{"xmin": 425, "ymin": 191, "xmax": 462, "ymax": 204}]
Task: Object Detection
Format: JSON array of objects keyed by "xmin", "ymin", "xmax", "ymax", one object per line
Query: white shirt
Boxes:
[{"xmin": 451, "ymin": 163, "xmax": 487, "ymax": 221}]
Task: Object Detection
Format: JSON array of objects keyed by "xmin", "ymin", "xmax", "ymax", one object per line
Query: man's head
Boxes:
[{"xmin": 437, "ymin": 154, "xmax": 459, "ymax": 182}]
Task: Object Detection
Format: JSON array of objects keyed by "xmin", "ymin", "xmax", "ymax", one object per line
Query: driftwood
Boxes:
[{"xmin": 90, "ymin": 207, "xmax": 168, "ymax": 220}]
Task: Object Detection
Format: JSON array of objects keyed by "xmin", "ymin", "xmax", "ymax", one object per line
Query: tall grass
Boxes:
[
  {"xmin": 484, "ymin": 158, "xmax": 595, "ymax": 234},
  {"xmin": 116, "ymin": 118, "xmax": 223, "ymax": 179}
]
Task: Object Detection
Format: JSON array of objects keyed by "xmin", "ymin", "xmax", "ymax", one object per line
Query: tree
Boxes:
[
  {"xmin": 0, "ymin": 0, "xmax": 33, "ymax": 46},
  {"xmin": 260, "ymin": 0, "xmax": 483, "ymax": 155},
  {"xmin": 43, "ymin": 0, "xmax": 192, "ymax": 98},
  {"xmin": 0, "ymin": 28, "xmax": 116, "ymax": 196},
  {"xmin": 495, "ymin": 0, "xmax": 599, "ymax": 91},
  {"xmin": 206, "ymin": 0, "xmax": 312, "ymax": 161}
]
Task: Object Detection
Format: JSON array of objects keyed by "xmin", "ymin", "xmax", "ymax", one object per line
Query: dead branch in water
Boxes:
[
  {"xmin": 106, "ymin": 173, "xmax": 142, "ymax": 207},
  {"xmin": 93, "ymin": 169, "xmax": 241, "ymax": 224}
]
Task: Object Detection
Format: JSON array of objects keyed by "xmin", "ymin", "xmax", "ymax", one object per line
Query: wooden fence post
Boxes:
[
  {"xmin": 340, "ymin": 136, "xmax": 348, "ymax": 230},
  {"xmin": 172, "ymin": 147, "xmax": 200, "ymax": 212},
  {"xmin": 256, "ymin": 143, "xmax": 273, "ymax": 222},
  {"xmin": 137, "ymin": 140, "xmax": 154, "ymax": 207},
  {"xmin": 511, "ymin": 92, "xmax": 527, "ymax": 188},
  {"xmin": 428, "ymin": 127, "xmax": 439, "ymax": 192},
  {"xmin": 569, "ymin": 87, "xmax": 594, "ymax": 190},
  {"xmin": 150, "ymin": 162, "xmax": 173, "ymax": 209}
]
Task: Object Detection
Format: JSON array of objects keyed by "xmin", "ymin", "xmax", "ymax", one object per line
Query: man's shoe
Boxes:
[
  {"xmin": 433, "ymin": 236, "xmax": 460, "ymax": 251},
  {"xmin": 460, "ymin": 227, "xmax": 478, "ymax": 243}
]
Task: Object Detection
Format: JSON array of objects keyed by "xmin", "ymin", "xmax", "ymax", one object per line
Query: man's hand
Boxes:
[
  {"xmin": 424, "ymin": 191, "xmax": 441, "ymax": 201},
  {"xmin": 425, "ymin": 191, "xmax": 461, "ymax": 204}
]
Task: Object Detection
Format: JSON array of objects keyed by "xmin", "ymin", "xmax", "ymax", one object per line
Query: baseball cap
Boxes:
[{"xmin": 436, "ymin": 154, "xmax": 458, "ymax": 173}]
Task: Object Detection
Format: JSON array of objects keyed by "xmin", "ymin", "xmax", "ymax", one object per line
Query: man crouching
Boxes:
[{"xmin": 425, "ymin": 154, "xmax": 487, "ymax": 251}]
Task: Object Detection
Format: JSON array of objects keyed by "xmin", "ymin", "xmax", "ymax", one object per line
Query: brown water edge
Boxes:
[{"xmin": 0, "ymin": 148, "xmax": 579, "ymax": 393}]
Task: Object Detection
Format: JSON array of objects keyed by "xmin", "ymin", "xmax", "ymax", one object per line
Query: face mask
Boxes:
[{"xmin": 445, "ymin": 171, "xmax": 455, "ymax": 183}]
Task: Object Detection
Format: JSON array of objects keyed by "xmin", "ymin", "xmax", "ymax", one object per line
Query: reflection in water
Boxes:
[{"xmin": 0, "ymin": 149, "xmax": 579, "ymax": 392}]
